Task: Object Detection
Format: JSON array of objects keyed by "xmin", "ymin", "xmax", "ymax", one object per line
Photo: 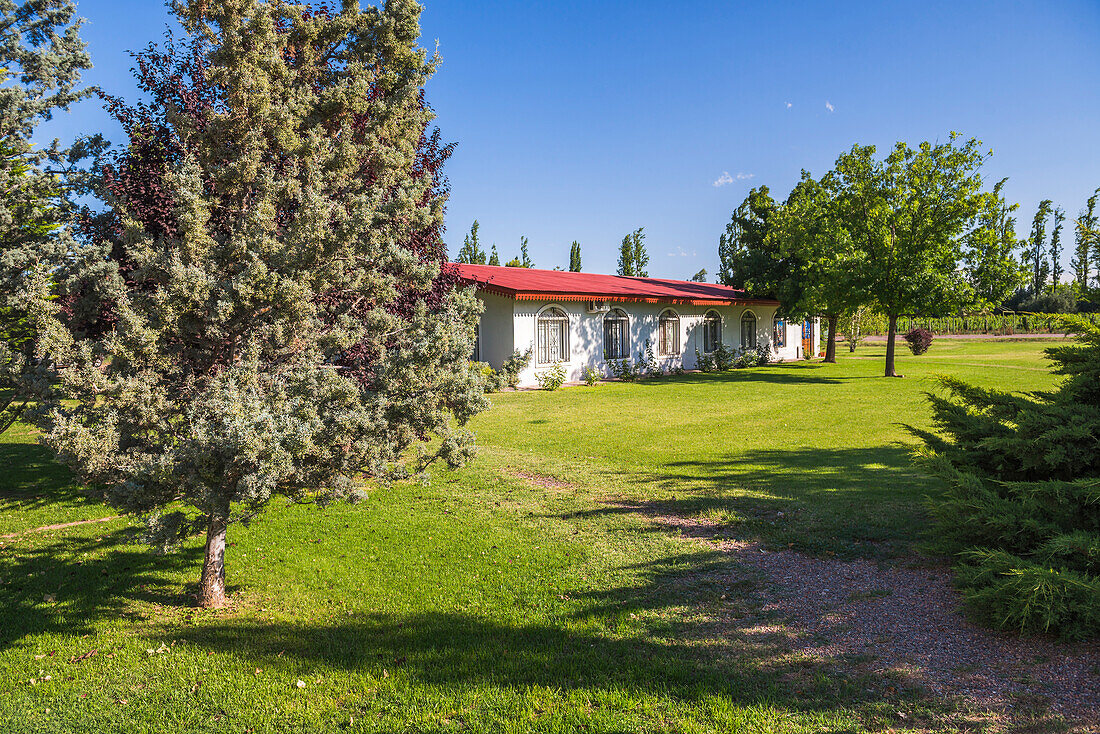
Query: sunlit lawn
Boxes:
[{"xmin": 0, "ymin": 339, "xmax": 1068, "ymax": 733}]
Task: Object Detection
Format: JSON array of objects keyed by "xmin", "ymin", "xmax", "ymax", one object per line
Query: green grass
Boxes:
[{"xmin": 0, "ymin": 339, "xmax": 1070, "ymax": 733}]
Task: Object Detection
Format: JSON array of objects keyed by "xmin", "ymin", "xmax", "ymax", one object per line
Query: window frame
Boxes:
[
  {"xmin": 702, "ymin": 309, "xmax": 722, "ymax": 354},
  {"xmin": 603, "ymin": 308, "xmax": 629, "ymax": 360},
  {"xmin": 658, "ymin": 309, "xmax": 680, "ymax": 357},
  {"xmin": 535, "ymin": 306, "xmax": 570, "ymax": 365},
  {"xmin": 773, "ymin": 316, "xmax": 786, "ymax": 348},
  {"xmin": 740, "ymin": 310, "xmax": 758, "ymax": 350}
]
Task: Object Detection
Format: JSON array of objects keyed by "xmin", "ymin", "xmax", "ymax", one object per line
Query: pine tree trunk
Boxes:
[
  {"xmin": 823, "ymin": 314, "xmax": 839, "ymax": 363},
  {"xmin": 884, "ymin": 313, "xmax": 900, "ymax": 377},
  {"xmin": 198, "ymin": 510, "xmax": 229, "ymax": 608}
]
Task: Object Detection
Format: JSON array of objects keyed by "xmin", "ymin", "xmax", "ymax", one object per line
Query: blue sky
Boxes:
[{"xmin": 49, "ymin": 0, "xmax": 1100, "ymax": 279}]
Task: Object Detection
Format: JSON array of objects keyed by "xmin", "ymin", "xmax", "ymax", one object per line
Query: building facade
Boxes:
[{"xmin": 454, "ymin": 264, "xmax": 820, "ymax": 388}]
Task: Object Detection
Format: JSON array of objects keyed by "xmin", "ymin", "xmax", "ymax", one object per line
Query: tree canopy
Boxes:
[
  {"xmin": 617, "ymin": 227, "xmax": 648, "ymax": 277},
  {"xmin": 26, "ymin": 0, "xmax": 486, "ymax": 608}
]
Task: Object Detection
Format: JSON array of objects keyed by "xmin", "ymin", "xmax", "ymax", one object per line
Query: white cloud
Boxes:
[
  {"xmin": 785, "ymin": 102, "xmax": 792, "ymax": 109},
  {"xmin": 667, "ymin": 246, "xmax": 696, "ymax": 258},
  {"xmin": 714, "ymin": 171, "xmax": 754, "ymax": 187},
  {"xmin": 825, "ymin": 100, "xmax": 835, "ymax": 112}
]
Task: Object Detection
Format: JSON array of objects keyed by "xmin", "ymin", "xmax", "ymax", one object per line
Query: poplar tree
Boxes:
[
  {"xmin": 519, "ymin": 235, "xmax": 533, "ymax": 268},
  {"xmin": 617, "ymin": 227, "xmax": 647, "ymax": 277},
  {"xmin": 1049, "ymin": 207, "xmax": 1065, "ymax": 293},
  {"xmin": 690, "ymin": 268, "xmax": 706, "ymax": 282},
  {"xmin": 456, "ymin": 220, "xmax": 485, "ymax": 264},
  {"xmin": 0, "ymin": 0, "xmax": 93, "ymax": 433},
  {"xmin": 568, "ymin": 240, "xmax": 581, "ymax": 272},
  {"xmin": 1027, "ymin": 199, "xmax": 1053, "ymax": 296},
  {"xmin": 962, "ymin": 178, "xmax": 1028, "ymax": 311},
  {"xmin": 28, "ymin": 0, "xmax": 486, "ymax": 608},
  {"xmin": 1074, "ymin": 190, "xmax": 1099, "ymax": 289},
  {"xmin": 488, "ymin": 243, "xmax": 500, "ymax": 266}
]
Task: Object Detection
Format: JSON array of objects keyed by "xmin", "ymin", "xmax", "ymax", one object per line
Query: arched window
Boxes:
[
  {"xmin": 658, "ymin": 309, "xmax": 680, "ymax": 356},
  {"xmin": 773, "ymin": 316, "xmax": 786, "ymax": 348},
  {"xmin": 603, "ymin": 308, "xmax": 629, "ymax": 360},
  {"xmin": 741, "ymin": 310, "xmax": 757, "ymax": 349},
  {"xmin": 536, "ymin": 307, "xmax": 569, "ymax": 364},
  {"xmin": 702, "ymin": 310, "xmax": 721, "ymax": 354}
]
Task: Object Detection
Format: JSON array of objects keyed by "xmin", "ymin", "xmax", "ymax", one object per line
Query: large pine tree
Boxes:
[
  {"xmin": 27, "ymin": 0, "xmax": 486, "ymax": 608},
  {"xmin": 916, "ymin": 316, "xmax": 1100, "ymax": 639}
]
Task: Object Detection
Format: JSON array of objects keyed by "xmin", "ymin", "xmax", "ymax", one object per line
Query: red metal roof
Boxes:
[{"xmin": 449, "ymin": 263, "xmax": 778, "ymax": 306}]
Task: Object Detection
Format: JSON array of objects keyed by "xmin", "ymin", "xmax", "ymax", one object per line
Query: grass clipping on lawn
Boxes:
[{"xmin": 914, "ymin": 316, "xmax": 1100, "ymax": 640}]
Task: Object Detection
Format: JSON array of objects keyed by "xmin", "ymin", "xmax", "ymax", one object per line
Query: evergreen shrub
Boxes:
[{"xmin": 914, "ymin": 317, "xmax": 1100, "ymax": 639}]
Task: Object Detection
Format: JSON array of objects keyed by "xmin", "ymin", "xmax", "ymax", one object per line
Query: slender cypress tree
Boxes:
[
  {"xmin": 519, "ymin": 235, "xmax": 533, "ymax": 268},
  {"xmin": 617, "ymin": 234, "xmax": 634, "ymax": 277}
]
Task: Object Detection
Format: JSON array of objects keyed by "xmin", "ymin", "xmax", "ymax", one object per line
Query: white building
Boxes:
[{"xmin": 454, "ymin": 263, "xmax": 821, "ymax": 388}]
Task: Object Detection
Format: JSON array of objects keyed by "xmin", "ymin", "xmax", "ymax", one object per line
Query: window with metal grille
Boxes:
[
  {"xmin": 658, "ymin": 310, "xmax": 680, "ymax": 356},
  {"xmin": 603, "ymin": 309, "xmax": 629, "ymax": 359},
  {"xmin": 741, "ymin": 311, "xmax": 757, "ymax": 349},
  {"xmin": 536, "ymin": 307, "xmax": 568, "ymax": 364},
  {"xmin": 702, "ymin": 310, "xmax": 721, "ymax": 354},
  {"xmin": 773, "ymin": 316, "xmax": 785, "ymax": 348}
]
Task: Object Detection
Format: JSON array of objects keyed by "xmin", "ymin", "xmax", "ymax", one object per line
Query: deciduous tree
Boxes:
[
  {"xmin": 456, "ymin": 220, "xmax": 485, "ymax": 264},
  {"xmin": 717, "ymin": 187, "xmax": 780, "ymax": 294},
  {"xmin": 1049, "ymin": 207, "xmax": 1065, "ymax": 293},
  {"xmin": 832, "ymin": 137, "xmax": 987, "ymax": 377},
  {"xmin": 690, "ymin": 268, "xmax": 706, "ymax": 282},
  {"xmin": 569, "ymin": 240, "xmax": 581, "ymax": 272},
  {"xmin": 488, "ymin": 243, "xmax": 500, "ymax": 266},
  {"xmin": 617, "ymin": 227, "xmax": 647, "ymax": 277},
  {"xmin": 961, "ymin": 178, "xmax": 1028, "ymax": 311},
  {"xmin": 1025, "ymin": 199, "xmax": 1053, "ymax": 296},
  {"xmin": 28, "ymin": 0, "xmax": 486, "ymax": 609},
  {"xmin": 1073, "ymin": 189, "xmax": 1098, "ymax": 289}
]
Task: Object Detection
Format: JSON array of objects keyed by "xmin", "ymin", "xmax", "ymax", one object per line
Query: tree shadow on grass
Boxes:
[
  {"xmin": 630, "ymin": 363, "xmax": 872, "ymax": 387},
  {"xmin": 156, "ymin": 548, "xmax": 926, "ymax": 730},
  {"xmin": 0, "ymin": 527, "xmax": 203, "ymax": 651},
  {"xmin": 571, "ymin": 445, "xmax": 931, "ymax": 557},
  {"xmin": 0, "ymin": 441, "xmax": 92, "ymax": 509}
]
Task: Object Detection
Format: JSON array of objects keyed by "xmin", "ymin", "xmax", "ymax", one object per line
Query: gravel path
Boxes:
[{"xmin": 658, "ymin": 515, "xmax": 1100, "ymax": 728}]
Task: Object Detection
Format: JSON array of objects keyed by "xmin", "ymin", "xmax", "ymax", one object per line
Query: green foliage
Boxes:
[
  {"xmin": 456, "ymin": 220, "xmax": 486, "ymax": 264},
  {"xmin": 1072, "ymin": 189, "xmax": 1098, "ymax": 289},
  {"xmin": 717, "ymin": 187, "xmax": 783, "ymax": 296},
  {"xmin": 520, "ymin": 235, "xmax": 534, "ymax": 268},
  {"xmin": 641, "ymin": 339, "xmax": 660, "ymax": 376},
  {"xmin": 534, "ymin": 362, "xmax": 567, "ymax": 391},
  {"xmin": 25, "ymin": 0, "xmax": 489, "ymax": 605},
  {"xmin": 483, "ymin": 347, "xmax": 532, "ymax": 392},
  {"xmin": 962, "ymin": 178, "xmax": 1029, "ymax": 310},
  {"xmin": 0, "ymin": 1, "xmax": 94, "ymax": 436},
  {"xmin": 569, "ymin": 241, "xmax": 582, "ymax": 272},
  {"xmin": 713, "ymin": 342, "xmax": 735, "ymax": 371},
  {"xmin": 691, "ymin": 268, "xmax": 707, "ymax": 282},
  {"xmin": 617, "ymin": 227, "xmax": 648, "ymax": 277},
  {"xmin": 1025, "ymin": 199, "xmax": 1054, "ymax": 296},
  {"xmin": 916, "ymin": 317, "xmax": 1100, "ymax": 639},
  {"xmin": 581, "ymin": 365, "xmax": 600, "ymax": 386},
  {"xmin": 488, "ymin": 244, "xmax": 500, "ymax": 266},
  {"xmin": 694, "ymin": 348, "xmax": 715, "ymax": 373},
  {"xmin": 608, "ymin": 357, "xmax": 642, "ymax": 381}
]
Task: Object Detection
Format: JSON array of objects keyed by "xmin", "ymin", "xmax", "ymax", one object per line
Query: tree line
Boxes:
[{"xmin": 717, "ymin": 135, "xmax": 1099, "ymax": 377}]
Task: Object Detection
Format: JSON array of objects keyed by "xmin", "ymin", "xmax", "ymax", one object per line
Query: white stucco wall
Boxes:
[{"xmin": 472, "ymin": 292, "xmax": 818, "ymax": 387}]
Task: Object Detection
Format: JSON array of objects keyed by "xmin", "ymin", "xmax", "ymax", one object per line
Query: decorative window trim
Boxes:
[
  {"xmin": 702, "ymin": 309, "xmax": 722, "ymax": 354},
  {"xmin": 603, "ymin": 308, "xmax": 629, "ymax": 360},
  {"xmin": 535, "ymin": 305, "xmax": 570, "ymax": 365},
  {"xmin": 658, "ymin": 309, "xmax": 681, "ymax": 357},
  {"xmin": 740, "ymin": 309, "xmax": 758, "ymax": 350}
]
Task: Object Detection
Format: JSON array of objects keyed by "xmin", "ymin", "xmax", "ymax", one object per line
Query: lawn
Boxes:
[{"xmin": 0, "ymin": 339, "xmax": 1082, "ymax": 733}]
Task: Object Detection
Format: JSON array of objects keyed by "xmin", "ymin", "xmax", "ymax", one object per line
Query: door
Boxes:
[{"xmin": 801, "ymin": 318, "xmax": 813, "ymax": 356}]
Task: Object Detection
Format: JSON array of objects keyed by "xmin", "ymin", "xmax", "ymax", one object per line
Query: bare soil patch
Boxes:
[
  {"xmin": 657, "ymin": 513, "xmax": 1100, "ymax": 729},
  {"xmin": 0, "ymin": 515, "xmax": 118, "ymax": 540},
  {"xmin": 506, "ymin": 468, "xmax": 573, "ymax": 490}
]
